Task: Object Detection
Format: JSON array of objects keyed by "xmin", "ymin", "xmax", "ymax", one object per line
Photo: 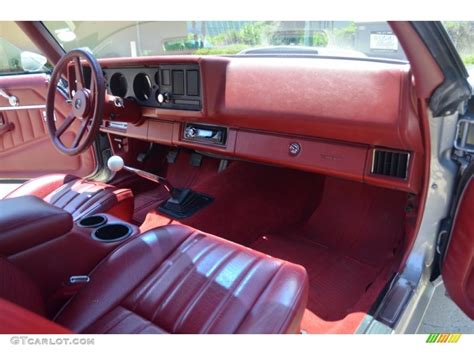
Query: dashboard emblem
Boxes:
[
  {"xmin": 289, "ymin": 142, "xmax": 301, "ymax": 156},
  {"xmin": 74, "ymin": 98, "xmax": 82, "ymax": 109}
]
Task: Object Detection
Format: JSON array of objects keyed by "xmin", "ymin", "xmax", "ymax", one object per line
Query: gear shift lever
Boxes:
[
  {"xmin": 107, "ymin": 155, "xmax": 174, "ymax": 193},
  {"xmin": 107, "ymin": 155, "xmax": 213, "ymax": 219}
]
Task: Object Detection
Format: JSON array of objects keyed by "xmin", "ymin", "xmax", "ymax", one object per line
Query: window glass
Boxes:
[
  {"xmin": 0, "ymin": 22, "xmax": 50, "ymax": 75},
  {"xmin": 443, "ymin": 22, "xmax": 474, "ymax": 70}
]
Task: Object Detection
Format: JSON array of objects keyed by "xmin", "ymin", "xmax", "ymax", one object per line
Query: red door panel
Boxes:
[
  {"xmin": 443, "ymin": 177, "xmax": 474, "ymax": 319},
  {"xmin": 0, "ymin": 73, "xmax": 96, "ymax": 179}
]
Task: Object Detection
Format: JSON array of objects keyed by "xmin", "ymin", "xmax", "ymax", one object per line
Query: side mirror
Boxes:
[{"xmin": 20, "ymin": 51, "xmax": 47, "ymax": 72}]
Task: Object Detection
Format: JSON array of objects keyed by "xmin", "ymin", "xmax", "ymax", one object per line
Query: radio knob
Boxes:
[
  {"xmin": 157, "ymin": 92, "xmax": 171, "ymax": 104},
  {"xmin": 184, "ymin": 127, "xmax": 198, "ymax": 138}
]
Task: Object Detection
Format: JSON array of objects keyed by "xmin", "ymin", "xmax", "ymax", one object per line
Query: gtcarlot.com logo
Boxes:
[
  {"xmin": 426, "ymin": 333, "xmax": 462, "ymax": 343},
  {"xmin": 10, "ymin": 336, "xmax": 95, "ymax": 346}
]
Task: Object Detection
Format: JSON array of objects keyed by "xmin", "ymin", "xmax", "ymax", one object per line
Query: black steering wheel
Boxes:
[{"xmin": 46, "ymin": 49, "xmax": 105, "ymax": 156}]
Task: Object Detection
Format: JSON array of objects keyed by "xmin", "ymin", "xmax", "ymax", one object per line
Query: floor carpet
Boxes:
[{"xmin": 131, "ymin": 151, "xmax": 408, "ymax": 333}]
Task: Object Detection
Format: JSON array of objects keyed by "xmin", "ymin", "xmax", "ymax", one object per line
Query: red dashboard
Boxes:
[{"xmin": 98, "ymin": 55, "xmax": 424, "ymax": 193}]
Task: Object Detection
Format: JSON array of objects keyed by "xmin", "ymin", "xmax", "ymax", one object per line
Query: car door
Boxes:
[
  {"xmin": 441, "ymin": 164, "xmax": 474, "ymax": 319},
  {"xmin": 0, "ymin": 22, "xmax": 96, "ymax": 179}
]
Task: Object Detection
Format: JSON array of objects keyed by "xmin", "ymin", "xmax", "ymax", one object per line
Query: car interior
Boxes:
[{"xmin": 1, "ymin": 20, "xmax": 471, "ymax": 334}]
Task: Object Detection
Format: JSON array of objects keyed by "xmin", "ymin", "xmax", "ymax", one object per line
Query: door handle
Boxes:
[
  {"xmin": 0, "ymin": 89, "xmax": 19, "ymax": 107},
  {"xmin": 0, "ymin": 113, "xmax": 14, "ymax": 137}
]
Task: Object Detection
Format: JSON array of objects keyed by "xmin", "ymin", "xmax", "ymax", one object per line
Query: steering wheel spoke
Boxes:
[
  {"xmin": 55, "ymin": 112, "xmax": 76, "ymax": 138},
  {"xmin": 72, "ymin": 119, "xmax": 89, "ymax": 149},
  {"xmin": 74, "ymin": 57, "xmax": 85, "ymax": 91}
]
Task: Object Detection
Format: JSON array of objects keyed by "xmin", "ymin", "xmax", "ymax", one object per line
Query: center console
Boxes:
[
  {"xmin": 7, "ymin": 210, "xmax": 139, "ymax": 316},
  {"xmin": 78, "ymin": 214, "xmax": 134, "ymax": 243},
  {"xmin": 0, "ymin": 196, "xmax": 73, "ymax": 256}
]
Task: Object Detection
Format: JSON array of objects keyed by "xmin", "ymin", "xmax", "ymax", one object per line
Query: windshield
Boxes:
[{"xmin": 43, "ymin": 21, "xmax": 407, "ymax": 61}]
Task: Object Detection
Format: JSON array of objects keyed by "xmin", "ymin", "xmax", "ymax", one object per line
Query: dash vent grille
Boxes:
[{"xmin": 371, "ymin": 149, "xmax": 409, "ymax": 179}]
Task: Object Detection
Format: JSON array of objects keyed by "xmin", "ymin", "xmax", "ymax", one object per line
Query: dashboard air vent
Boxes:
[{"xmin": 371, "ymin": 149, "xmax": 409, "ymax": 179}]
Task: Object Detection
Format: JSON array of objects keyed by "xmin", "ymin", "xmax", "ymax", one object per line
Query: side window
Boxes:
[{"xmin": 0, "ymin": 22, "xmax": 50, "ymax": 75}]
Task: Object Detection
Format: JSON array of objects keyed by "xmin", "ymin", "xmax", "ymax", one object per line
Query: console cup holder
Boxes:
[
  {"xmin": 78, "ymin": 214, "xmax": 108, "ymax": 228},
  {"xmin": 92, "ymin": 223, "xmax": 132, "ymax": 243}
]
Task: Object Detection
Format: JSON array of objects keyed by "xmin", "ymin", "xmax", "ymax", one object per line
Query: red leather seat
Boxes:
[
  {"xmin": 0, "ymin": 225, "xmax": 309, "ymax": 334},
  {"xmin": 0, "ymin": 258, "xmax": 45, "ymax": 316},
  {"xmin": 2, "ymin": 174, "xmax": 134, "ymax": 221}
]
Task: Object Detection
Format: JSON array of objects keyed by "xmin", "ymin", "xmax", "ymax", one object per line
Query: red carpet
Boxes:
[
  {"xmin": 251, "ymin": 177, "xmax": 407, "ymax": 332},
  {"xmin": 139, "ymin": 154, "xmax": 325, "ymax": 246},
  {"xmin": 132, "ymin": 152, "xmax": 221, "ymax": 223},
  {"xmin": 251, "ymin": 236, "xmax": 380, "ymax": 321},
  {"xmin": 133, "ymin": 151, "xmax": 408, "ymax": 333}
]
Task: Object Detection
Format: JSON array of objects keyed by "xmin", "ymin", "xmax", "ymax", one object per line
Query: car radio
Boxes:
[{"xmin": 183, "ymin": 123, "xmax": 227, "ymax": 146}]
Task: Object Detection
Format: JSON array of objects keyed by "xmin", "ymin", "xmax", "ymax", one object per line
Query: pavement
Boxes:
[
  {"xmin": 0, "ymin": 182, "xmax": 473, "ymax": 333},
  {"xmin": 417, "ymin": 278, "xmax": 474, "ymax": 334}
]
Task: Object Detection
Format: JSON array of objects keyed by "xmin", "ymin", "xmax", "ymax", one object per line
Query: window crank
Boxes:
[{"xmin": 0, "ymin": 89, "xmax": 19, "ymax": 107}]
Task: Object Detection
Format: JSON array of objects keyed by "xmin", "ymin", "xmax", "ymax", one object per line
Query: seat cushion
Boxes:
[
  {"xmin": 55, "ymin": 225, "xmax": 308, "ymax": 334},
  {"xmin": 0, "ymin": 298, "xmax": 71, "ymax": 334},
  {"xmin": 3, "ymin": 174, "xmax": 134, "ymax": 222},
  {"xmin": 0, "ymin": 258, "xmax": 45, "ymax": 315}
]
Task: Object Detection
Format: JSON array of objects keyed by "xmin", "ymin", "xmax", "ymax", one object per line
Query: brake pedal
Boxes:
[
  {"xmin": 137, "ymin": 143, "xmax": 154, "ymax": 163},
  {"xmin": 189, "ymin": 152, "xmax": 203, "ymax": 167},
  {"xmin": 166, "ymin": 149, "xmax": 179, "ymax": 164},
  {"xmin": 218, "ymin": 159, "xmax": 229, "ymax": 172}
]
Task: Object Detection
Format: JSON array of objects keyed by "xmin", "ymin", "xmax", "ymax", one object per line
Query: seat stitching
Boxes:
[
  {"xmin": 133, "ymin": 320, "xmax": 157, "ymax": 334},
  {"xmin": 149, "ymin": 237, "xmax": 220, "ymax": 323},
  {"xmin": 120, "ymin": 304, "xmax": 168, "ymax": 334},
  {"xmin": 80, "ymin": 189, "xmax": 131, "ymax": 215},
  {"xmin": 54, "ymin": 228, "xmax": 196, "ymax": 325},
  {"xmin": 72, "ymin": 189, "xmax": 118, "ymax": 220},
  {"xmin": 172, "ymin": 247, "xmax": 241, "ymax": 333},
  {"xmin": 51, "ymin": 187, "xmax": 80, "ymax": 208},
  {"xmin": 54, "ymin": 182, "xmax": 102, "ymax": 209},
  {"xmin": 274, "ymin": 266, "xmax": 307, "ymax": 334},
  {"xmin": 74, "ymin": 188, "xmax": 114, "ymax": 215},
  {"xmin": 235, "ymin": 262, "xmax": 284, "ymax": 333},
  {"xmin": 48, "ymin": 181, "xmax": 77, "ymax": 205},
  {"xmin": 150, "ymin": 237, "xmax": 221, "ymax": 324},
  {"xmin": 90, "ymin": 306, "xmax": 133, "ymax": 334},
  {"xmin": 199, "ymin": 255, "xmax": 261, "ymax": 333},
  {"xmin": 123, "ymin": 233, "xmax": 217, "ymax": 332},
  {"xmin": 127, "ymin": 231, "xmax": 203, "ymax": 311}
]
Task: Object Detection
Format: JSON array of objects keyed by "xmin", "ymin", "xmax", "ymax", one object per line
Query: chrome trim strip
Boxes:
[
  {"xmin": 0, "ymin": 104, "xmax": 46, "ymax": 111},
  {"xmin": 108, "ymin": 121, "xmax": 128, "ymax": 130}
]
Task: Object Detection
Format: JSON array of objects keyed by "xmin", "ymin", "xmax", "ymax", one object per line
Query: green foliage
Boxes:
[
  {"xmin": 331, "ymin": 22, "xmax": 356, "ymax": 47},
  {"xmin": 313, "ymin": 31, "xmax": 328, "ymax": 47},
  {"xmin": 193, "ymin": 44, "xmax": 249, "ymax": 55},
  {"xmin": 462, "ymin": 54, "xmax": 474, "ymax": 65},
  {"xmin": 210, "ymin": 29, "xmax": 242, "ymax": 46},
  {"xmin": 194, "ymin": 22, "xmax": 361, "ymax": 55},
  {"xmin": 443, "ymin": 22, "xmax": 474, "ymax": 58},
  {"xmin": 163, "ymin": 37, "xmax": 204, "ymax": 52},
  {"xmin": 208, "ymin": 22, "xmax": 275, "ymax": 47},
  {"xmin": 240, "ymin": 23, "xmax": 263, "ymax": 45}
]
